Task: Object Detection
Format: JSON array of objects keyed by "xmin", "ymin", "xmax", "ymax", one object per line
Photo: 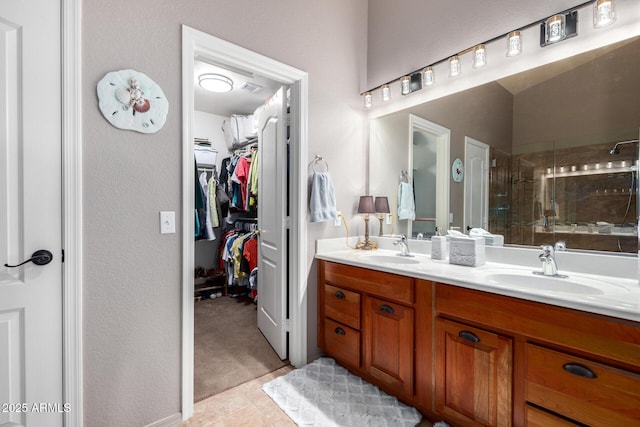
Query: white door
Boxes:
[
  {"xmin": 464, "ymin": 137, "xmax": 490, "ymax": 231},
  {"xmin": 257, "ymin": 87, "xmax": 288, "ymax": 359},
  {"xmin": 0, "ymin": 1, "xmax": 63, "ymax": 427}
]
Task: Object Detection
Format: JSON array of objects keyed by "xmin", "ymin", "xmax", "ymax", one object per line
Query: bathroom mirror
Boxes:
[{"xmin": 369, "ymin": 36, "xmax": 639, "ymax": 254}]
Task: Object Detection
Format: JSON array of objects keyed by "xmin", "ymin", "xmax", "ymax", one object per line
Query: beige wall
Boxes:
[
  {"xmin": 82, "ymin": 1, "xmax": 367, "ymax": 425},
  {"xmin": 369, "ymin": 82, "xmax": 513, "ymax": 231}
]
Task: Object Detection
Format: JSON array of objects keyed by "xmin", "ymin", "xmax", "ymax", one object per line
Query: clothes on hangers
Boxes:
[{"xmin": 219, "ymin": 224, "xmax": 259, "ymax": 298}]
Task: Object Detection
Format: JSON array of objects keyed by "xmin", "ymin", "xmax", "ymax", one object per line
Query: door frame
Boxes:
[
  {"xmin": 62, "ymin": 0, "xmax": 83, "ymax": 426},
  {"xmin": 181, "ymin": 25, "xmax": 309, "ymax": 420},
  {"xmin": 407, "ymin": 114, "xmax": 450, "ymax": 236}
]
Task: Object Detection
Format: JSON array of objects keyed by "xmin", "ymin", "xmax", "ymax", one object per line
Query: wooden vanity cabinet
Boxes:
[
  {"xmin": 317, "ymin": 260, "xmax": 640, "ymax": 426},
  {"xmin": 435, "ymin": 318, "xmax": 512, "ymax": 426},
  {"xmin": 364, "ymin": 296, "xmax": 414, "ymax": 396},
  {"xmin": 317, "ymin": 260, "xmax": 429, "ymax": 404},
  {"xmin": 435, "ymin": 283, "xmax": 640, "ymax": 427}
]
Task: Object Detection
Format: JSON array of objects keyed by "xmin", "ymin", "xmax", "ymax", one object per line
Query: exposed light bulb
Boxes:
[
  {"xmin": 363, "ymin": 92, "xmax": 372, "ymax": 108},
  {"xmin": 401, "ymin": 76, "xmax": 411, "ymax": 95},
  {"xmin": 449, "ymin": 55, "xmax": 461, "ymax": 77},
  {"xmin": 506, "ymin": 31, "xmax": 522, "ymax": 57},
  {"xmin": 381, "ymin": 84, "xmax": 391, "ymax": 102},
  {"xmin": 422, "ymin": 67, "xmax": 434, "ymax": 86},
  {"xmin": 594, "ymin": 0, "xmax": 616, "ymax": 28},
  {"xmin": 545, "ymin": 15, "xmax": 566, "ymax": 44},
  {"xmin": 472, "ymin": 45, "xmax": 486, "ymax": 68}
]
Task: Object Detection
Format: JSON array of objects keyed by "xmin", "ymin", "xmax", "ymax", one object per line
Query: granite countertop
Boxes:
[{"xmin": 315, "ymin": 237, "xmax": 640, "ymax": 323}]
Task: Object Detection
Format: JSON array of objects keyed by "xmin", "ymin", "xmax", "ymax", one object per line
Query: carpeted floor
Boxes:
[{"xmin": 194, "ymin": 295, "xmax": 288, "ymax": 402}]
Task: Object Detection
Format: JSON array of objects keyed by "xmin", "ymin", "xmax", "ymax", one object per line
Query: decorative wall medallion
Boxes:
[
  {"xmin": 452, "ymin": 157, "xmax": 464, "ymax": 182},
  {"xmin": 96, "ymin": 69, "xmax": 169, "ymax": 133}
]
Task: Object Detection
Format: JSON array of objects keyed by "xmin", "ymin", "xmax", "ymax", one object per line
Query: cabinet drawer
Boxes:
[
  {"xmin": 525, "ymin": 405, "xmax": 581, "ymax": 426},
  {"xmin": 324, "ymin": 284, "xmax": 360, "ymax": 329},
  {"xmin": 323, "ymin": 261, "xmax": 414, "ymax": 304},
  {"xmin": 526, "ymin": 343, "xmax": 640, "ymax": 426},
  {"xmin": 324, "ymin": 318, "xmax": 360, "ymax": 369}
]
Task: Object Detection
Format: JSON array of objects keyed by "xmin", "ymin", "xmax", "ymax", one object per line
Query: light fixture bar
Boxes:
[{"xmin": 360, "ymin": 0, "xmax": 604, "ymax": 104}]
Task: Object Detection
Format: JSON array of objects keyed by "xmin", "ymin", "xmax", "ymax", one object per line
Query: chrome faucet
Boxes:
[
  {"xmin": 537, "ymin": 245, "xmax": 559, "ymax": 276},
  {"xmin": 393, "ymin": 234, "xmax": 413, "ymax": 257}
]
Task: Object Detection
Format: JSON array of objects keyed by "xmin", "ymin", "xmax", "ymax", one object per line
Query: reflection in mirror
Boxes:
[{"xmin": 369, "ymin": 36, "xmax": 640, "ymax": 254}]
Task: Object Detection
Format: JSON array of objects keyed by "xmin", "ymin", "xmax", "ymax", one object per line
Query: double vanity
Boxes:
[{"xmin": 315, "ymin": 237, "xmax": 640, "ymax": 426}]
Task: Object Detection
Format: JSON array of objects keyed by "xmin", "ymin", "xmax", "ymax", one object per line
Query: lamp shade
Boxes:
[
  {"xmin": 374, "ymin": 196, "xmax": 390, "ymax": 214},
  {"xmin": 357, "ymin": 196, "xmax": 376, "ymax": 214}
]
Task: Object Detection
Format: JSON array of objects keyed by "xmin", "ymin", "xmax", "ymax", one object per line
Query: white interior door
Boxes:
[
  {"xmin": 257, "ymin": 87, "xmax": 288, "ymax": 359},
  {"xmin": 464, "ymin": 137, "xmax": 490, "ymax": 232},
  {"xmin": 0, "ymin": 2, "xmax": 63, "ymax": 427}
]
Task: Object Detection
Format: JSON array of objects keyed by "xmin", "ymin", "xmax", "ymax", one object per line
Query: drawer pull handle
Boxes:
[
  {"xmin": 380, "ymin": 304, "xmax": 394, "ymax": 314},
  {"xmin": 335, "ymin": 291, "xmax": 346, "ymax": 299},
  {"xmin": 334, "ymin": 327, "xmax": 346, "ymax": 336},
  {"xmin": 458, "ymin": 330, "xmax": 480, "ymax": 343},
  {"xmin": 563, "ymin": 363, "xmax": 597, "ymax": 379}
]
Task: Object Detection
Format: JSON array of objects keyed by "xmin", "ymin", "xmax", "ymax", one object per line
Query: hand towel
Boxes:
[
  {"xmin": 310, "ymin": 171, "xmax": 338, "ymax": 223},
  {"xmin": 397, "ymin": 182, "xmax": 416, "ymax": 220}
]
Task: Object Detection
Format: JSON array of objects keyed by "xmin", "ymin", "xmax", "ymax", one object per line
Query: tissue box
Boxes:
[
  {"xmin": 449, "ymin": 236, "xmax": 486, "ymax": 267},
  {"xmin": 431, "ymin": 236, "xmax": 447, "ymax": 260}
]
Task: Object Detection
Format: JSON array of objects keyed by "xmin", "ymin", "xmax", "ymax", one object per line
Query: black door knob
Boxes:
[{"xmin": 4, "ymin": 249, "xmax": 53, "ymax": 268}]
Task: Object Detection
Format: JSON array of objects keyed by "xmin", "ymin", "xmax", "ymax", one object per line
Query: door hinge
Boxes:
[
  {"xmin": 283, "ymin": 216, "xmax": 291, "ymax": 228},
  {"xmin": 61, "ymin": 249, "xmax": 65, "ymax": 263},
  {"xmin": 284, "ymin": 318, "xmax": 291, "ymax": 332}
]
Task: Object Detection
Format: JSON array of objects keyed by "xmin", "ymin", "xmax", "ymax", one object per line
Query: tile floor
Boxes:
[
  {"xmin": 178, "ymin": 365, "xmax": 296, "ymax": 427},
  {"xmin": 179, "ymin": 365, "xmax": 433, "ymax": 426}
]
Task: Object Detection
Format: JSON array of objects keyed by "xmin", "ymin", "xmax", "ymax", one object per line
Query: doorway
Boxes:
[
  {"xmin": 181, "ymin": 26, "xmax": 308, "ymax": 420},
  {"xmin": 408, "ymin": 115, "xmax": 450, "ymax": 237},
  {"xmin": 464, "ymin": 136, "xmax": 490, "ymax": 232}
]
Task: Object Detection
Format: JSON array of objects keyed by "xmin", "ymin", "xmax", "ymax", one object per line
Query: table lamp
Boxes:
[
  {"xmin": 374, "ymin": 196, "xmax": 390, "ymax": 236},
  {"xmin": 357, "ymin": 196, "xmax": 376, "ymax": 250}
]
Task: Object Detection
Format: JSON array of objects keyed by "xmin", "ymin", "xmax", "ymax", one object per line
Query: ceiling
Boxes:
[
  {"xmin": 497, "ymin": 36, "xmax": 638, "ymax": 95},
  {"xmin": 194, "ymin": 58, "xmax": 281, "ymax": 117}
]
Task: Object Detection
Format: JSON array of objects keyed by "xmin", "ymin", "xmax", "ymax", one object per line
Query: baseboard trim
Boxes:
[{"xmin": 144, "ymin": 413, "xmax": 182, "ymax": 427}]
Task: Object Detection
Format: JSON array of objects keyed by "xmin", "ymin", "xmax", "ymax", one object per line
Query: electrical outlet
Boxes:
[
  {"xmin": 385, "ymin": 213, "xmax": 392, "ymax": 225},
  {"xmin": 449, "ymin": 212, "xmax": 454, "ymax": 224},
  {"xmin": 334, "ymin": 211, "xmax": 342, "ymax": 227}
]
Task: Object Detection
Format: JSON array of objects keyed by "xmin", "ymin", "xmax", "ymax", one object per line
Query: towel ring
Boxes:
[{"xmin": 312, "ymin": 155, "xmax": 329, "ymax": 173}]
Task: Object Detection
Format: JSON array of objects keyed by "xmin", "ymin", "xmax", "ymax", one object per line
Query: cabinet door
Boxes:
[
  {"xmin": 364, "ymin": 296, "xmax": 414, "ymax": 397},
  {"xmin": 435, "ymin": 318, "xmax": 513, "ymax": 427}
]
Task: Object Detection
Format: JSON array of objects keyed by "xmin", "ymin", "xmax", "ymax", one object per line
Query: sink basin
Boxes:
[
  {"xmin": 484, "ymin": 269, "xmax": 629, "ymax": 295},
  {"xmin": 359, "ymin": 254, "xmax": 421, "ymax": 265}
]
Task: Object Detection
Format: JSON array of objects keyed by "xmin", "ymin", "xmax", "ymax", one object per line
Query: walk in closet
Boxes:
[{"xmin": 192, "ymin": 59, "xmax": 288, "ymax": 402}]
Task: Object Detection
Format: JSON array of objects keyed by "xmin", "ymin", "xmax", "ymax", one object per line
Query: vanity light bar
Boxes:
[{"xmin": 361, "ymin": 0, "xmax": 615, "ymax": 109}]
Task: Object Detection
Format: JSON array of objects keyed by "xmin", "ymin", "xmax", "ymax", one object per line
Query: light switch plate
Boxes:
[{"xmin": 160, "ymin": 211, "xmax": 176, "ymax": 234}]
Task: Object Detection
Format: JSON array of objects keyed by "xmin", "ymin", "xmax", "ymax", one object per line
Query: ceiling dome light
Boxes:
[{"xmin": 198, "ymin": 73, "xmax": 233, "ymax": 93}]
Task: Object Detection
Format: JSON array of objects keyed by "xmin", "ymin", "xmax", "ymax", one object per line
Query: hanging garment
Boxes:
[
  {"xmin": 248, "ymin": 149, "xmax": 259, "ymax": 209},
  {"xmin": 309, "ymin": 171, "xmax": 338, "ymax": 222},
  {"xmin": 398, "ymin": 181, "xmax": 416, "ymax": 220},
  {"xmin": 208, "ymin": 176, "xmax": 220, "ymax": 229},
  {"xmin": 199, "ymin": 172, "xmax": 215, "ymax": 240}
]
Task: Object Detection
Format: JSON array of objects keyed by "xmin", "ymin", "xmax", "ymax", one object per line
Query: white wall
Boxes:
[
  {"xmin": 82, "ymin": 1, "xmax": 368, "ymax": 426},
  {"xmin": 193, "ymin": 110, "xmax": 227, "ymax": 172}
]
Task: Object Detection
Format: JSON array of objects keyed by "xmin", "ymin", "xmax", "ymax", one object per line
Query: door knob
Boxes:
[{"xmin": 4, "ymin": 249, "xmax": 53, "ymax": 268}]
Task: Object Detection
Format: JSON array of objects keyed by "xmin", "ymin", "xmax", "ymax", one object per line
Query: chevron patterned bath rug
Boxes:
[{"xmin": 262, "ymin": 357, "xmax": 422, "ymax": 426}]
